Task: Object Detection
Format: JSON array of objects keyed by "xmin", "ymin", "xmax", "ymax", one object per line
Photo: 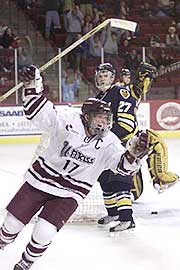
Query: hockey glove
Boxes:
[
  {"xmin": 153, "ymin": 176, "xmax": 180, "ymax": 193},
  {"xmin": 22, "ymin": 65, "xmax": 43, "ymax": 95},
  {"xmin": 126, "ymin": 131, "xmax": 148, "ymax": 160},
  {"xmin": 137, "ymin": 62, "xmax": 156, "ymax": 81},
  {"xmin": 134, "ymin": 62, "xmax": 156, "ymax": 95}
]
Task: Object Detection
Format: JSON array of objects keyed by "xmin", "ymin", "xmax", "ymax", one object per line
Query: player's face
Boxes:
[
  {"xmin": 123, "ymin": 75, "xmax": 131, "ymax": 84},
  {"xmin": 96, "ymin": 71, "xmax": 109, "ymax": 86},
  {"xmin": 93, "ymin": 113, "xmax": 108, "ymax": 127},
  {"xmin": 86, "ymin": 112, "xmax": 111, "ymax": 137},
  {"xmin": 95, "ymin": 70, "xmax": 114, "ymax": 92}
]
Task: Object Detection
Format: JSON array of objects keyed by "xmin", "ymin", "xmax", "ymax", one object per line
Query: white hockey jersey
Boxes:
[{"xmin": 23, "ymin": 95, "xmax": 139, "ymax": 204}]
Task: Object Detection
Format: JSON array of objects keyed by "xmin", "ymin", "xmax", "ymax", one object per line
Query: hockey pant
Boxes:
[{"xmin": 0, "ymin": 182, "xmax": 78, "ymax": 263}]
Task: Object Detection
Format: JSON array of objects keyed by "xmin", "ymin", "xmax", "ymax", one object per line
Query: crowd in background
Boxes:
[
  {"xmin": 0, "ymin": 21, "xmax": 34, "ymax": 89},
  {"xmin": 1, "ymin": 0, "xmax": 180, "ymax": 102}
]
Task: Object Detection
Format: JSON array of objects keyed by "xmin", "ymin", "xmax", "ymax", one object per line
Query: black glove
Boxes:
[
  {"xmin": 22, "ymin": 65, "xmax": 37, "ymax": 82},
  {"xmin": 22, "ymin": 65, "xmax": 43, "ymax": 95}
]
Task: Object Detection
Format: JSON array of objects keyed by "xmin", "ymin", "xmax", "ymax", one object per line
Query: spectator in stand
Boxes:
[
  {"xmin": 145, "ymin": 49, "xmax": 158, "ymax": 67},
  {"xmin": 156, "ymin": 0, "xmax": 176, "ymax": 17},
  {"xmin": 175, "ymin": 0, "xmax": 180, "ymax": 16},
  {"xmin": 91, "ymin": 0, "xmax": 107, "ymax": 11},
  {"xmin": 165, "ymin": 25, "xmax": 180, "ymax": 47},
  {"xmin": 123, "ymin": 48, "xmax": 141, "ymax": 78},
  {"xmin": 119, "ymin": 28, "xmax": 136, "ymax": 48},
  {"xmin": 119, "ymin": 1, "xmax": 129, "ymax": 19},
  {"xmin": 113, "ymin": 0, "xmax": 129, "ymax": 19},
  {"xmin": 166, "ymin": 1, "xmax": 176, "ymax": 17},
  {"xmin": 157, "ymin": 49, "xmax": 174, "ymax": 68},
  {"xmin": 140, "ymin": 1, "xmax": 156, "ymax": 17},
  {"xmin": 76, "ymin": 0, "xmax": 93, "ymax": 16},
  {"xmin": 16, "ymin": 35, "xmax": 33, "ymax": 71},
  {"xmin": 44, "ymin": 0, "xmax": 62, "ymax": 39},
  {"xmin": 137, "ymin": 52, "xmax": 143, "ymax": 64},
  {"xmin": 158, "ymin": 0, "xmax": 171, "ymax": 5},
  {"xmin": 88, "ymin": 32, "xmax": 105, "ymax": 58},
  {"xmin": 119, "ymin": 38, "xmax": 130, "ymax": 58},
  {"xmin": 150, "ymin": 34, "xmax": 166, "ymax": 47},
  {"xmin": 0, "ymin": 26, "xmax": 17, "ymax": 49},
  {"xmin": 72, "ymin": 33, "xmax": 89, "ymax": 72},
  {"xmin": 63, "ymin": 0, "xmax": 73, "ymax": 13},
  {"xmin": 103, "ymin": 25, "xmax": 119, "ymax": 59},
  {"xmin": 91, "ymin": 7, "xmax": 100, "ymax": 26},
  {"xmin": 0, "ymin": 60, "xmax": 9, "ymax": 72},
  {"xmin": 17, "ymin": 0, "xmax": 35, "ymax": 10},
  {"xmin": 82, "ymin": 14, "xmax": 93, "ymax": 34},
  {"xmin": 0, "ymin": 22, "xmax": 5, "ymax": 37},
  {"xmin": 2, "ymin": 55, "xmax": 14, "ymax": 72},
  {"xmin": 64, "ymin": 4, "xmax": 84, "ymax": 48},
  {"xmin": 62, "ymin": 68, "xmax": 81, "ymax": 102}
]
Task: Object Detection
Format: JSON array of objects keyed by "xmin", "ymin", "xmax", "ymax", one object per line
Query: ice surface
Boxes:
[{"xmin": 0, "ymin": 139, "xmax": 180, "ymax": 270}]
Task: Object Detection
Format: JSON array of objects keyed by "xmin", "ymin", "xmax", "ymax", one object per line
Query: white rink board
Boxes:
[{"xmin": 0, "ymin": 103, "xmax": 149, "ymax": 137}]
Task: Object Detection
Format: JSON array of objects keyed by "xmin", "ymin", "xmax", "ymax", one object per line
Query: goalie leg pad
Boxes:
[{"xmin": 131, "ymin": 169, "xmax": 144, "ymax": 201}]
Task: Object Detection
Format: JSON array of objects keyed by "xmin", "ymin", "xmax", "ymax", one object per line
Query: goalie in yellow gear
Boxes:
[
  {"xmin": 146, "ymin": 129, "xmax": 179, "ymax": 192},
  {"xmin": 128, "ymin": 62, "xmax": 179, "ymax": 199},
  {"xmin": 116, "ymin": 63, "xmax": 179, "ymax": 200}
]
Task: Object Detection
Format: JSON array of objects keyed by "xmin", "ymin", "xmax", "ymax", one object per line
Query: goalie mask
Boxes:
[
  {"xmin": 95, "ymin": 63, "xmax": 115, "ymax": 92},
  {"xmin": 81, "ymin": 98, "xmax": 113, "ymax": 137}
]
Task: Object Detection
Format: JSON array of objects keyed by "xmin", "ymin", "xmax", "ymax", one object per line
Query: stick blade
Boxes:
[{"xmin": 110, "ymin": 18, "xmax": 137, "ymax": 32}]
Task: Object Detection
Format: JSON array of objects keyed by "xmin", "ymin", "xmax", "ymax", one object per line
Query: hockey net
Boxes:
[
  {"xmin": 69, "ymin": 182, "xmax": 106, "ymax": 223},
  {"xmin": 0, "ymin": 182, "xmax": 105, "ymax": 224}
]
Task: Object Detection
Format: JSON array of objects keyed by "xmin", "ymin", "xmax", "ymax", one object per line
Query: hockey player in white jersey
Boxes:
[{"xmin": 0, "ymin": 65, "xmax": 148, "ymax": 270}]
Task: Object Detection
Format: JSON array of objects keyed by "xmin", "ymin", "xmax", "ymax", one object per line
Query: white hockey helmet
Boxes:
[{"xmin": 95, "ymin": 63, "xmax": 115, "ymax": 92}]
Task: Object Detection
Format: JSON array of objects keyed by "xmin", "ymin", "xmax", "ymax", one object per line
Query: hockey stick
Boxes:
[
  {"xmin": 0, "ymin": 18, "xmax": 137, "ymax": 103},
  {"xmin": 153, "ymin": 60, "xmax": 180, "ymax": 78}
]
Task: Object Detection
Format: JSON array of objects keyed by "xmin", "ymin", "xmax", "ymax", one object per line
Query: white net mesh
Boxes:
[{"xmin": 70, "ymin": 182, "xmax": 106, "ymax": 223}]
